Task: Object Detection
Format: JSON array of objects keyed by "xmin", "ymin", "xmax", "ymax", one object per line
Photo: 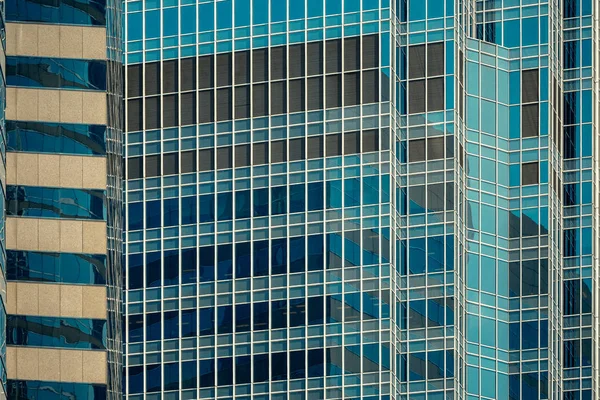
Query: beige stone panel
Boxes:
[
  {"xmin": 82, "ymin": 351, "xmax": 107, "ymax": 384},
  {"xmin": 82, "ymin": 28, "xmax": 106, "ymax": 60},
  {"xmin": 59, "ymin": 91, "xmax": 83, "ymax": 123},
  {"xmin": 38, "ymin": 24, "xmax": 60, "ymax": 57},
  {"xmin": 60, "ymin": 285, "xmax": 83, "ymax": 317},
  {"xmin": 82, "ymin": 221, "xmax": 106, "ymax": 254},
  {"xmin": 5, "ymin": 216, "xmax": 17, "ymax": 250},
  {"xmin": 16, "ymin": 88, "xmax": 39, "ymax": 121},
  {"xmin": 38, "ymin": 283, "xmax": 61, "ymax": 317},
  {"xmin": 6, "ymin": 347, "xmax": 17, "ymax": 379},
  {"xmin": 16, "ymin": 218, "xmax": 39, "ymax": 251},
  {"xmin": 82, "ymin": 156, "xmax": 107, "ymax": 189},
  {"xmin": 6, "ymin": 282, "xmax": 16, "ymax": 315},
  {"xmin": 5, "ymin": 24, "xmax": 17, "ymax": 56},
  {"xmin": 82, "ymin": 92, "xmax": 107, "ymax": 125},
  {"xmin": 38, "ymin": 219, "xmax": 60, "ymax": 252},
  {"xmin": 60, "ymin": 155, "xmax": 84, "ymax": 187},
  {"xmin": 60, "ymin": 349, "xmax": 83, "ymax": 382},
  {"xmin": 38, "ymin": 348, "xmax": 61, "ymax": 381},
  {"xmin": 8, "ymin": 23, "xmax": 38, "ymax": 56},
  {"xmin": 60, "ymin": 220, "xmax": 83, "ymax": 253},
  {"xmin": 16, "ymin": 282, "xmax": 39, "ymax": 315},
  {"xmin": 16, "ymin": 347, "xmax": 39, "ymax": 380},
  {"xmin": 15, "ymin": 153, "xmax": 39, "ymax": 186},
  {"xmin": 38, "ymin": 154, "xmax": 61, "ymax": 187},
  {"xmin": 82, "ymin": 286, "xmax": 106, "ymax": 319},
  {"xmin": 6, "ymin": 88, "xmax": 17, "ymax": 121},
  {"xmin": 38, "ymin": 89, "xmax": 60, "ymax": 122},
  {"xmin": 59, "ymin": 26, "xmax": 83, "ymax": 59},
  {"xmin": 6, "ymin": 153, "xmax": 16, "ymax": 185}
]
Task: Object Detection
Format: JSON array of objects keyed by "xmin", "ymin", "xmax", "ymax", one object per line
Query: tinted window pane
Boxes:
[
  {"xmin": 198, "ymin": 55, "xmax": 214, "ymax": 89},
  {"xmin": 163, "ymin": 153, "xmax": 178, "ymax": 175},
  {"xmin": 163, "ymin": 59, "xmax": 178, "ymax": 93},
  {"xmin": 271, "ymin": 46, "xmax": 287, "ymax": 80},
  {"xmin": 127, "ymin": 64, "xmax": 142, "ymax": 97},
  {"xmin": 307, "ymin": 136, "xmax": 324, "ymax": 159},
  {"xmin": 145, "ymin": 62, "xmax": 160, "ymax": 95},
  {"xmin": 409, "ymin": 45, "xmax": 426, "ymax": 79},
  {"xmin": 216, "ymin": 53, "xmax": 232, "ymax": 86},
  {"xmin": 289, "ymin": 138, "xmax": 305, "ymax": 161},
  {"xmin": 271, "ymin": 140, "xmax": 287, "ymax": 163},
  {"xmin": 181, "ymin": 150, "xmax": 196, "ymax": 173},
  {"xmin": 522, "ymin": 162, "xmax": 539, "ymax": 185},
  {"xmin": 409, "ymin": 79, "xmax": 426, "ymax": 113},
  {"xmin": 326, "ymin": 134, "xmax": 342, "ymax": 157},
  {"xmin": 180, "ymin": 92, "xmax": 196, "ymax": 126},
  {"xmin": 145, "ymin": 155, "xmax": 160, "ymax": 177},
  {"xmin": 344, "ymin": 72, "xmax": 360, "ymax": 106},
  {"xmin": 145, "ymin": 96, "xmax": 160, "ymax": 129},
  {"xmin": 307, "ymin": 41, "xmax": 323, "ymax": 75},
  {"xmin": 127, "ymin": 99, "xmax": 142, "ymax": 132},
  {"xmin": 217, "ymin": 146, "xmax": 232, "ymax": 169},
  {"xmin": 253, "ymin": 48, "xmax": 268, "ymax": 82},
  {"xmin": 427, "ymin": 77, "xmax": 444, "ymax": 111},
  {"xmin": 522, "ymin": 103, "xmax": 539, "ymax": 137},
  {"xmin": 235, "ymin": 50, "xmax": 250, "ymax": 84},
  {"xmin": 427, "ymin": 42, "xmax": 444, "ymax": 76},
  {"xmin": 235, "ymin": 144, "xmax": 250, "ymax": 167},
  {"xmin": 344, "ymin": 37, "xmax": 360, "ymax": 71},
  {"xmin": 362, "ymin": 34, "xmax": 379, "ymax": 69},
  {"xmin": 180, "ymin": 57, "xmax": 196, "ymax": 91},
  {"xmin": 326, "ymin": 39, "xmax": 342, "ymax": 73},
  {"xmin": 234, "ymin": 85, "xmax": 250, "ymax": 119},
  {"xmin": 307, "ymin": 76, "xmax": 324, "ymax": 110},
  {"xmin": 289, "ymin": 79, "xmax": 305, "ymax": 112},
  {"xmin": 199, "ymin": 90, "xmax": 214, "ymax": 123},
  {"xmin": 217, "ymin": 88, "xmax": 232, "ymax": 121},
  {"xmin": 163, "ymin": 94, "xmax": 178, "ymax": 127},
  {"xmin": 271, "ymin": 81, "xmax": 287, "ymax": 115},
  {"xmin": 344, "ymin": 131, "xmax": 360, "ymax": 155},
  {"xmin": 253, "ymin": 142, "xmax": 268, "ymax": 165},
  {"xmin": 289, "ymin": 43, "xmax": 305, "ymax": 78},
  {"xmin": 326, "ymin": 74, "xmax": 342, "ymax": 108},
  {"xmin": 363, "ymin": 70, "xmax": 379, "ymax": 103},
  {"xmin": 409, "ymin": 139, "xmax": 425, "ymax": 162},
  {"xmin": 253, "ymin": 83, "xmax": 268, "ymax": 117},
  {"xmin": 522, "ymin": 69, "xmax": 539, "ymax": 103}
]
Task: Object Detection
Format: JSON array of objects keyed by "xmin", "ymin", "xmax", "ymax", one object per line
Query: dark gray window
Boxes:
[
  {"xmin": 409, "ymin": 139, "xmax": 426, "ymax": 162},
  {"xmin": 128, "ymin": 157, "xmax": 143, "ymax": 179},
  {"xmin": 427, "ymin": 78, "xmax": 444, "ymax": 111},
  {"xmin": 163, "ymin": 60, "xmax": 178, "ymax": 93},
  {"xmin": 427, "ymin": 183, "xmax": 445, "ymax": 212},
  {"xmin": 198, "ymin": 55, "xmax": 214, "ymax": 89},
  {"xmin": 253, "ymin": 48, "xmax": 268, "ymax": 82},
  {"xmin": 253, "ymin": 83, "xmax": 268, "ymax": 117},
  {"xmin": 381, "ymin": 127, "xmax": 390, "ymax": 150},
  {"xmin": 181, "ymin": 150, "xmax": 196, "ymax": 173},
  {"xmin": 217, "ymin": 146, "xmax": 232, "ymax": 169},
  {"xmin": 409, "ymin": 45, "xmax": 426, "ymax": 79},
  {"xmin": 522, "ymin": 162, "xmax": 539, "ymax": 185},
  {"xmin": 344, "ymin": 131, "xmax": 360, "ymax": 155},
  {"xmin": 289, "ymin": 44, "xmax": 305, "ymax": 78},
  {"xmin": 253, "ymin": 142, "xmax": 268, "ymax": 165},
  {"xmin": 289, "ymin": 138, "xmax": 305, "ymax": 161},
  {"xmin": 271, "ymin": 46, "xmax": 287, "ymax": 80},
  {"xmin": 198, "ymin": 90, "xmax": 214, "ymax": 123},
  {"xmin": 409, "ymin": 185, "xmax": 425, "ymax": 212},
  {"xmin": 145, "ymin": 155, "xmax": 161, "ymax": 177},
  {"xmin": 522, "ymin": 69, "xmax": 539, "ymax": 103},
  {"xmin": 344, "ymin": 37, "xmax": 360, "ymax": 71},
  {"xmin": 127, "ymin": 99, "xmax": 142, "ymax": 132},
  {"xmin": 427, "ymin": 137, "xmax": 444, "ymax": 160},
  {"xmin": 271, "ymin": 140, "xmax": 287, "ymax": 163},
  {"xmin": 326, "ymin": 134, "xmax": 342, "ymax": 157},
  {"xmin": 522, "ymin": 103, "xmax": 539, "ymax": 137},
  {"xmin": 145, "ymin": 62, "xmax": 160, "ymax": 95},
  {"xmin": 446, "ymin": 136, "xmax": 454, "ymax": 158},
  {"xmin": 235, "ymin": 50, "xmax": 250, "ymax": 84},
  {"xmin": 235, "ymin": 144, "xmax": 250, "ymax": 167},
  {"xmin": 307, "ymin": 41, "xmax": 323, "ymax": 76},
  {"xmin": 235, "ymin": 86, "xmax": 250, "ymax": 119},
  {"xmin": 326, "ymin": 39, "xmax": 342, "ymax": 73},
  {"xmin": 181, "ymin": 92, "xmax": 196, "ymax": 126},
  {"xmin": 289, "ymin": 79, "xmax": 305, "ymax": 112},
  {"xmin": 127, "ymin": 64, "xmax": 142, "ymax": 97},
  {"xmin": 217, "ymin": 88, "xmax": 232, "ymax": 121},
  {"xmin": 362, "ymin": 70, "xmax": 378, "ymax": 104},
  {"xmin": 163, "ymin": 94, "xmax": 178, "ymax": 128},
  {"xmin": 180, "ymin": 57, "xmax": 196, "ymax": 91},
  {"xmin": 307, "ymin": 136, "xmax": 324, "ymax": 159},
  {"xmin": 409, "ymin": 79, "xmax": 426, "ymax": 114},
  {"xmin": 427, "ymin": 42, "xmax": 444, "ymax": 76},
  {"xmin": 163, "ymin": 153, "xmax": 178, "ymax": 175},
  {"xmin": 198, "ymin": 149, "xmax": 214, "ymax": 171},
  {"xmin": 271, "ymin": 82, "xmax": 287, "ymax": 115},
  {"xmin": 216, "ymin": 53, "xmax": 232, "ymax": 86},
  {"xmin": 307, "ymin": 77, "xmax": 324, "ymax": 111},
  {"xmin": 446, "ymin": 182, "xmax": 454, "ymax": 210},
  {"xmin": 362, "ymin": 34, "xmax": 379, "ymax": 69},
  {"xmin": 145, "ymin": 97, "xmax": 160, "ymax": 129},
  {"xmin": 344, "ymin": 72, "xmax": 360, "ymax": 106},
  {"xmin": 326, "ymin": 75, "xmax": 342, "ymax": 108},
  {"xmin": 363, "ymin": 129, "xmax": 378, "ymax": 153}
]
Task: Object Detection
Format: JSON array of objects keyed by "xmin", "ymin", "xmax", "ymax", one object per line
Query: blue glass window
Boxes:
[
  {"xmin": 217, "ymin": 305, "xmax": 233, "ymax": 334},
  {"xmin": 272, "ymin": 352, "xmax": 287, "ymax": 380},
  {"xmin": 128, "ymin": 253, "xmax": 143, "ymax": 290},
  {"xmin": 163, "ymin": 198, "xmax": 179, "ymax": 227},
  {"xmin": 217, "ymin": 244, "xmax": 233, "ymax": 280},
  {"xmin": 181, "ymin": 196, "xmax": 196, "ymax": 225},
  {"xmin": 235, "ymin": 190, "xmax": 251, "ymax": 218},
  {"xmin": 290, "ymin": 350, "xmax": 305, "ymax": 379},
  {"xmin": 307, "ymin": 182, "xmax": 324, "ymax": 210},
  {"xmin": 199, "ymin": 194, "xmax": 214, "ymax": 223},
  {"xmin": 307, "ymin": 234, "xmax": 324, "ymax": 271},
  {"xmin": 253, "ymin": 188, "xmax": 269, "ymax": 216},
  {"xmin": 7, "ymin": 120, "xmax": 106, "ymax": 155},
  {"xmin": 217, "ymin": 357, "xmax": 233, "ymax": 386},
  {"xmin": 6, "ymin": 0, "xmax": 107, "ymax": 25},
  {"xmin": 181, "ymin": 309, "xmax": 197, "ymax": 338},
  {"xmin": 199, "ymin": 359, "xmax": 214, "ymax": 387},
  {"xmin": 271, "ymin": 300, "xmax": 287, "ymax": 329},
  {"xmin": 236, "ymin": 242, "xmax": 251, "ymax": 278},
  {"xmin": 254, "ymin": 240, "xmax": 269, "ymax": 276},
  {"xmin": 253, "ymin": 301, "xmax": 269, "ymax": 331},
  {"xmin": 409, "ymin": 237, "xmax": 426, "ymax": 274},
  {"xmin": 271, "ymin": 238, "xmax": 287, "ymax": 275},
  {"xmin": 290, "ymin": 298, "xmax": 306, "ymax": 327},
  {"xmin": 163, "ymin": 362, "xmax": 178, "ymax": 391},
  {"xmin": 289, "ymin": 236, "xmax": 305, "ymax": 273},
  {"xmin": 163, "ymin": 311, "xmax": 179, "ymax": 340},
  {"xmin": 128, "ymin": 202, "xmax": 143, "ymax": 231},
  {"xmin": 145, "ymin": 251, "xmax": 161, "ymax": 288},
  {"xmin": 344, "ymin": 178, "xmax": 360, "ymax": 207},
  {"xmin": 308, "ymin": 296, "xmax": 324, "ymax": 325},
  {"xmin": 254, "ymin": 353, "xmax": 269, "ymax": 382},
  {"xmin": 7, "ymin": 185, "xmax": 105, "ymax": 220},
  {"xmin": 326, "ymin": 233, "xmax": 343, "ymax": 269},
  {"xmin": 128, "ymin": 366, "xmax": 143, "ymax": 393},
  {"xmin": 289, "ymin": 184, "xmax": 305, "ymax": 213},
  {"xmin": 146, "ymin": 200, "xmax": 161, "ymax": 229},
  {"xmin": 236, "ymin": 356, "xmax": 251, "ymax": 384},
  {"xmin": 427, "ymin": 236, "xmax": 444, "ymax": 272},
  {"xmin": 146, "ymin": 313, "xmax": 161, "ymax": 342},
  {"xmin": 7, "ymin": 250, "xmax": 106, "ymax": 285},
  {"xmin": 217, "ymin": 192, "xmax": 232, "ymax": 220},
  {"xmin": 235, "ymin": 304, "xmax": 251, "ymax": 332},
  {"xmin": 199, "ymin": 307, "xmax": 214, "ymax": 336},
  {"xmin": 199, "ymin": 246, "xmax": 215, "ymax": 282},
  {"xmin": 326, "ymin": 180, "xmax": 342, "ymax": 209},
  {"xmin": 271, "ymin": 186, "xmax": 287, "ymax": 215},
  {"xmin": 163, "ymin": 250, "xmax": 179, "ymax": 286},
  {"xmin": 308, "ymin": 349, "xmax": 324, "ymax": 377},
  {"xmin": 8, "ymin": 381, "xmax": 107, "ymax": 400}
]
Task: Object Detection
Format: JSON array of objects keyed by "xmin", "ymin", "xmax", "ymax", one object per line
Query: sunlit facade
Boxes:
[{"xmin": 123, "ymin": 0, "xmax": 598, "ymax": 399}]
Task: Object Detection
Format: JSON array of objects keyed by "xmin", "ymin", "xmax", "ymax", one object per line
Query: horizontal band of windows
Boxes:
[
  {"xmin": 6, "ymin": 0, "xmax": 106, "ymax": 25},
  {"xmin": 8, "ymin": 315, "xmax": 106, "ymax": 350},
  {"xmin": 127, "ymin": 230, "xmax": 390, "ymax": 289},
  {"xmin": 7, "ymin": 56, "xmax": 107, "ymax": 91},
  {"xmin": 7, "ymin": 250, "xmax": 106, "ymax": 285},
  {"xmin": 7, "ymin": 120, "xmax": 106, "ymax": 156},
  {"xmin": 128, "ymin": 293, "xmax": 390, "ymax": 341},
  {"xmin": 8, "ymin": 380, "xmax": 107, "ymax": 400},
  {"xmin": 7, "ymin": 185, "xmax": 106, "ymax": 220},
  {"xmin": 127, "ymin": 177, "xmax": 389, "ymax": 229},
  {"xmin": 126, "ymin": 129, "xmax": 389, "ymax": 179}
]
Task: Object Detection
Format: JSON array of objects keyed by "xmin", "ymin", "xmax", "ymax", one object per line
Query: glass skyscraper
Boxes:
[{"xmin": 123, "ymin": 1, "xmax": 597, "ymax": 400}]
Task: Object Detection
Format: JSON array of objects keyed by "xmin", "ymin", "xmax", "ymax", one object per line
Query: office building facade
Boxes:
[
  {"xmin": 3, "ymin": 0, "xmax": 124, "ymax": 398},
  {"xmin": 123, "ymin": 1, "xmax": 598, "ymax": 400}
]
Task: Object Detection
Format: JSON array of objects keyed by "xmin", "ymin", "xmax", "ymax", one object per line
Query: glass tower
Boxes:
[{"xmin": 123, "ymin": 0, "xmax": 598, "ymax": 399}]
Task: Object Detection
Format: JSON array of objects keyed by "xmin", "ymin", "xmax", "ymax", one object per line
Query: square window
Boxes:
[
  {"xmin": 145, "ymin": 154, "xmax": 161, "ymax": 177},
  {"xmin": 409, "ymin": 45, "xmax": 426, "ymax": 79},
  {"xmin": 235, "ymin": 144, "xmax": 250, "ymax": 167},
  {"xmin": 427, "ymin": 137, "xmax": 444, "ymax": 160},
  {"xmin": 271, "ymin": 140, "xmax": 287, "ymax": 163},
  {"xmin": 326, "ymin": 134, "xmax": 342, "ymax": 157},
  {"xmin": 522, "ymin": 103, "xmax": 539, "ymax": 137},
  {"xmin": 198, "ymin": 149, "xmax": 214, "ymax": 171},
  {"xmin": 253, "ymin": 142, "xmax": 268, "ymax": 165},
  {"xmin": 522, "ymin": 162, "xmax": 539, "ymax": 185},
  {"xmin": 217, "ymin": 146, "xmax": 232, "ymax": 169},
  {"xmin": 409, "ymin": 139, "xmax": 426, "ymax": 162}
]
